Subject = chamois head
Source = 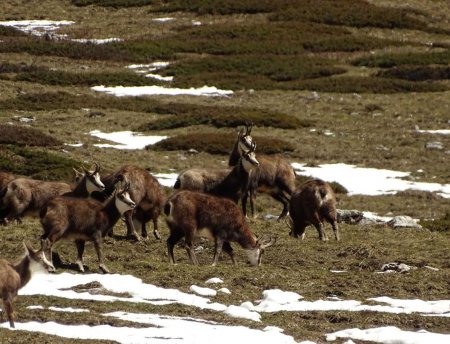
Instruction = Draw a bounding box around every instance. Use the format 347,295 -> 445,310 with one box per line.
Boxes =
246,236 -> 276,266
74,162 -> 105,194
114,181 -> 136,215
238,122 -> 254,153
241,142 -> 259,171
24,241 -> 55,273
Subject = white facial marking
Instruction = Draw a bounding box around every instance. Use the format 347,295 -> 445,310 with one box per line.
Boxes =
115,192 -> 135,215
246,248 -> 261,266
86,175 -> 104,194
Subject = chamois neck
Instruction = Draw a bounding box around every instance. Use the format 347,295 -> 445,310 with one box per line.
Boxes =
236,221 -> 258,249
71,176 -> 88,197
228,139 -> 240,167
13,255 -> 32,288
212,163 -> 248,201
99,197 -> 122,235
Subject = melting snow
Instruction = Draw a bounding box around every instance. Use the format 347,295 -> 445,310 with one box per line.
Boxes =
90,130 -> 167,150
326,326 -> 450,344
206,277 -> 224,284
151,172 -> 178,187
91,85 -> 233,97
417,129 -> 450,135
0,20 -> 73,36
190,285 -> 217,297
292,163 -> 450,198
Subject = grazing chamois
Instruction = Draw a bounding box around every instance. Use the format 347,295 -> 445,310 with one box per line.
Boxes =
165,190 -> 276,266
173,122 -> 254,191
95,165 -> 166,241
40,181 -> 136,273
0,242 -> 55,328
288,179 -> 340,241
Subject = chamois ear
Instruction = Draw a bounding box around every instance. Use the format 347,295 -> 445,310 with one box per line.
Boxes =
23,241 -> 35,256
91,162 -> 101,173
257,235 -> 276,249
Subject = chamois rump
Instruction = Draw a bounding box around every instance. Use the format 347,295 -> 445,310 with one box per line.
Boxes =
165,190 -> 275,266
94,164 -> 166,241
288,179 -> 340,241
40,181 -> 136,273
0,242 -> 55,328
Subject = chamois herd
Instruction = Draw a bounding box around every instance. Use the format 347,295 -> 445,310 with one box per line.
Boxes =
0,124 -> 340,328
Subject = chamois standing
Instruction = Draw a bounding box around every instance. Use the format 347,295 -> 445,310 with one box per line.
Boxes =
0,242 -> 55,328
165,190 -> 276,266
94,165 -> 166,241
229,125 -> 296,220
173,123 -> 254,192
40,182 -> 136,273
288,179 -> 340,241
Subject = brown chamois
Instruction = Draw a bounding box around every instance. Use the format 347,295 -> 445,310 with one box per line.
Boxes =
165,190 -> 275,266
0,172 -> 15,221
173,122 -> 254,192
229,124 -> 296,220
40,182 -> 136,273
0,242 -> 55,328
288,179 -> 340,241
94,165 -> 166,241
1,164 -> 105,225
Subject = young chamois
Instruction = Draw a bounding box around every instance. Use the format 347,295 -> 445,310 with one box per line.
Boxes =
288,179 -> 340,241
165,190 -> 275,266
173,123 -> 254,192
230,124 -> 296,220
94,165 -> 166,241
40,181 -> 136,273
0,242 -> 55,328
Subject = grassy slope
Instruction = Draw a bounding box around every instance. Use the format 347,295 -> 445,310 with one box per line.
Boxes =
0,0 -> 449,343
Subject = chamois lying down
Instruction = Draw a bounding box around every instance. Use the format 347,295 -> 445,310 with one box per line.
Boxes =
40,181 -> 136,273
0,242 -> 55,328
288,179 -> 340,241
165,190 -> 275,266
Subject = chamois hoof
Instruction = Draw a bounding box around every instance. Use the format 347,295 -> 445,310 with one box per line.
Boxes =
153,230 -> 161,241
99,265 -> 110,274
128,233 -> 141,242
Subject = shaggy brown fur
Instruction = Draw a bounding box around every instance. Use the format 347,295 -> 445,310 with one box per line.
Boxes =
0,243 -> 54,328
40,183 -> 135,273
289,179 -> 340,241
165,190 -> 274,266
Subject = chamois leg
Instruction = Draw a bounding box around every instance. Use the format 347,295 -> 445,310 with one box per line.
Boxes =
167,229 -> 183,264
124,210 -> 140,241
290,222 -> 306,240
152,208 -> 161,240
75,240 -> 86,272
241,192 -> 249,218
271,192 -> 289,220
93,233 -> 109,273
249,189 -> 257,218
222,241 -> 236,265
312,219 -> 328,241
212,238 -> 225,266
329,219 -> 340,241
3,295 -> 14,328
183,229 -> 199,265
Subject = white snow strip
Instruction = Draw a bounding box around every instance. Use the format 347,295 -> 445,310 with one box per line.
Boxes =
127,62 -> 170,70
90,130 -> 167,150
218,288 -> 231,295
91,85 -> 233,97
144,73 -> 174,81
48,306 -> 89,313
205,277 -> 224,284
326,326 -> 450,344
0,20 -> 73,36
151,172 -> 178,188
72,38 -> 123,44
152,17 -> 175,22
19,273 -> 227,312
417,129 -> 450,135
224,305 -> 261,322
190,285 -> 217,297
292,163 -> 450,198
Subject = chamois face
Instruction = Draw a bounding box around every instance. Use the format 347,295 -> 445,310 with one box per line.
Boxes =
246,247 -> 263,266
26,243 -> 55,273
241,149 -> 259,172
115,188 -> 136,215
85,170 -> 105,194
238,133 -> 253,154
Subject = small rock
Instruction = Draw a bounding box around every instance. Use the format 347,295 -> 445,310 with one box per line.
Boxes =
381,262 -> 416,273
426,141 -> 443,150
187,148 -> 199,154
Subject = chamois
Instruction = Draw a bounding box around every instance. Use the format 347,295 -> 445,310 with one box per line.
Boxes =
40,182 -> 136,273
231,124 -> 296,220
0,242 -> 55,328
174,122 -> 254,192
165,190 -> 275,266
288,179 -> 340,241
94,165 -> 166,241
0,172 -> 15,221
1,164 -> 105,224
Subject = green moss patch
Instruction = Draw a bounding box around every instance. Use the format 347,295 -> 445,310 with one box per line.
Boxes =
420,213 -> 450,232
376,66 -> 450,81
148,133 -> 295,155
353,50 -> 450,68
